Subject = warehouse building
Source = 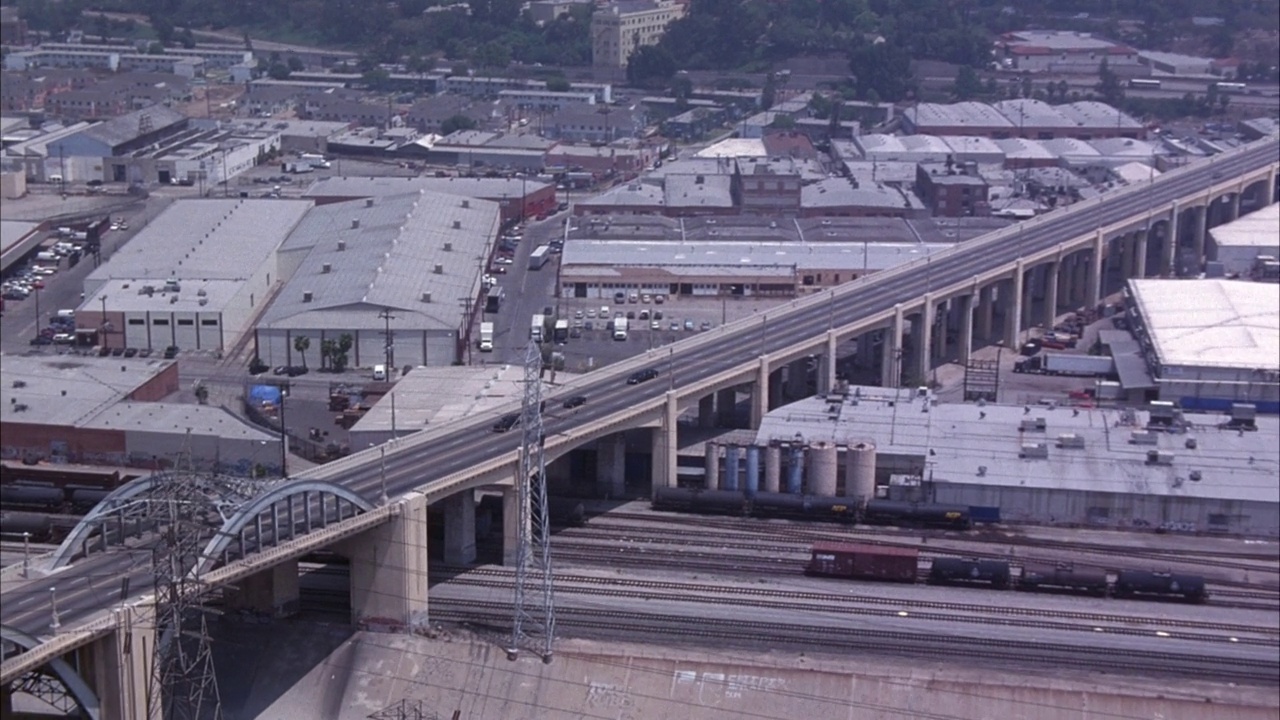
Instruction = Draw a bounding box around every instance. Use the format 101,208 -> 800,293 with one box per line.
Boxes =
1207,203 -> 1280,276
1124,278 -> 1279,413
349,364 -> 528,447
995,31 -> 1140,74
305,174 -> 556,225
255,190 -> 501,369
79,199 -> 313,352
904,100 -> 1144,140
0,356 -> 279,475
755,386 -> 1278,537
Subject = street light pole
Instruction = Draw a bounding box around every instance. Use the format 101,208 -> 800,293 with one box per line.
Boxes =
379,445 -> 389,505
49,587 -> 60,630
22,531 -> 30,578
99,294 -> 108,348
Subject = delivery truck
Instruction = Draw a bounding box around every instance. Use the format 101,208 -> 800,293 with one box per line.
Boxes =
1014,353 -> 1114,377
479,322 -> 494,352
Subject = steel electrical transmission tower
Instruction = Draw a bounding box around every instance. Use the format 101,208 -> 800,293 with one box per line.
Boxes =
508,340 -> 556,663
147,465 -> 224,720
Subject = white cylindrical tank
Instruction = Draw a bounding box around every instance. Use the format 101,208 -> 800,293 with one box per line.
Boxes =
763,442 -> 782,493
844,442 -> 876,504
704,441 -> 720,490
806,441 -> 839,497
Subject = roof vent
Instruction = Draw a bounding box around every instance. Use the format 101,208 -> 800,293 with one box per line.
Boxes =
1129,430 -> 1158,445
1056,433 -> 1086,449
303,291 -> 313,303
1184,437 -> 1197,449
443,242 -> 453,252
421,291 -> 432,303
337,240 -> 346,251
351,218 -> 360,229
198,298 -> 208,306
169,295 -> 178,304
433,263 -> 444,274
461,199 -> 470,208
452,220 -> 462,229
322,263 -> 331,273
1019,417 -> 1047,432
365,198 -> 374,207
1189,470 -> 1202,482
1146,450 -> 1175,466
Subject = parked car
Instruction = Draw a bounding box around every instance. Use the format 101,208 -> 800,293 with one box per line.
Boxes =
684,320 -> 694,331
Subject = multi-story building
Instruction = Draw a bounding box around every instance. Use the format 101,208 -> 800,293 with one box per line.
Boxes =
995,31 -> 1140,74
591,0 -> 686,68
915,163 -> 990,218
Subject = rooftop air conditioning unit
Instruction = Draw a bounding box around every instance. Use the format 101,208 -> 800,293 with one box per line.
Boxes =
433,264 -> 444,274
1056,433 -> 1085,449
1019,442 -> 1049,459
365,198 -> 374,207
443,242 -> 453,251
1146,450 -> 1175,466
322,263 -> 331,273
351,218 -> 360,229
303,291 -> 313,303
421,291 -> 432,303
1129,430 -> 1158,445
461,199 -> 470,208
337,240 -> 346,251
452,220 -> 462,229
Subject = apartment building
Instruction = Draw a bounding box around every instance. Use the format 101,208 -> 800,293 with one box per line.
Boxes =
591,0 -> 686,68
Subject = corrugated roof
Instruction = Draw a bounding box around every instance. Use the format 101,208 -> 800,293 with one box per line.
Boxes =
1129,278 -> 1279,371
261,190 -> 499,331
81,105 -> 186,148
1209,202 -> 1280,248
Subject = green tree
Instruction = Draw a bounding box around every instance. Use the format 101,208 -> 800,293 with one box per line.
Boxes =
293,335 -> 311,368
953,65 -> 982,100
320,338 -> 336,370
178,28 -> 196,49
848,41 -> 914,102
94,13 -> 110,42
267,63 -> 292,80
332,334 -> 354,372
761,72 -> 778,111
546,76 -> 571,92
1096,58 -> 1124,106
626,45 -> 677,89
287,55 -> 305,72
769,114 -> 796,130
441,114 -> 478,135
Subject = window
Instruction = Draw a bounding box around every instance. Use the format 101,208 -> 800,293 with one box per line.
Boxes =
201,318 -> 219,326
153,318 -> 169,326
177,319 -> 194,326
128,318 -> 145,326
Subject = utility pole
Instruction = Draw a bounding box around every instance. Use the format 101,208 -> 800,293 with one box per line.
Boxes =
378,307 -> 396,373
509,340 -> 555,663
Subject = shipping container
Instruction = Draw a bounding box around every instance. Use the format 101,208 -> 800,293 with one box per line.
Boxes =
807,542 -> 919,583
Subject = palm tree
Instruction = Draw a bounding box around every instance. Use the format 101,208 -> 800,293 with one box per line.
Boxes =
293,335 -> 311,368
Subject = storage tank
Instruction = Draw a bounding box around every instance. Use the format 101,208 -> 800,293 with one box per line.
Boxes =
786,444 -> 805,494
743,445 -> 761,498
723,444 -> 741,491
763,442 -> 781,493
844,442 -> 876,504
704,442 -> 720,490
806,442 -> 838,496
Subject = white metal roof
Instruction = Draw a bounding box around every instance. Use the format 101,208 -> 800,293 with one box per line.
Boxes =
1129,278 -> 1280,371
0,356 -> 173,427
694,138 -> 767,158
1208,202 -> 1280,249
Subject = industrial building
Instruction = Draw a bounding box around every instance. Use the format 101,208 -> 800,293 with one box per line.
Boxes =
1207,203 -> 1280,276
254,190 -> 501,369
79,199 -> 314,352
994,31 -> 1140,74
902,100 -> 1144,140
305,174 -> 556,225
1124,278 -> 1279,413
591,0 -> 687,68
0,356 -> 280,475
749,386 -> 1277,537
348,364 -> 528,447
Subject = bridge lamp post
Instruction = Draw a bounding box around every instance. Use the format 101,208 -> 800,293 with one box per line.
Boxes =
22,531 -> 30,578
379,445 -> 389,506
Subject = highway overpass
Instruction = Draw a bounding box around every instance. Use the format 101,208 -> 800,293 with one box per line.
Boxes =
3,135 -> 1278,719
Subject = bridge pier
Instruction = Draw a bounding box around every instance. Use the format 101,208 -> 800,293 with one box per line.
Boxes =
697,394 -> 715,428
343,493 -> 429,632
595,435 -> 626,499
1086,232 -> 1104,308
1190,204 -> 1207,274
955,293 -> 973,364
880,305 -> 903,387
1162,204 -> 1179,276
935,299 -> 950,362
1005,261 -> 1024,349
1043,258 -> 1061,329
975,285 -> 993,342
651,390 -> 679,495
820,330 -> 837,394
716,388 -> 736,427
442,491 -> 476,565
915,294 -> 934,386
225,560 -> 300,617
502,485 -> 522,566
86,606 -> 153,720
1134,228 -> 1148,279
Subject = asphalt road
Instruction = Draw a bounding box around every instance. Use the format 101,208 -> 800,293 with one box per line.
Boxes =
3,137 -> 1277,646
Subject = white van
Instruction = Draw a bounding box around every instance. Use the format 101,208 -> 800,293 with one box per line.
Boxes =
372,364 -> 387,381
36,251 -> 59,262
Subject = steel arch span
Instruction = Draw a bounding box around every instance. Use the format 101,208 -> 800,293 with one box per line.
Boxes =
191,480 -> 374,578
0,625 -> 101,720
48,472 -> 278,571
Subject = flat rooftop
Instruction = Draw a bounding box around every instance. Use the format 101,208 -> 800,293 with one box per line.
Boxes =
1209,203 -> 1280,248
561,239 -> 948,273
82,402 -> 277,441
305,175 -> 554,201
0,356 -> 173,427
350,364 -> 528,439
695,138 -> 767,158
1128,278 -> 1279,372
1,219 -> 40,255
85,199 -> 311,286
755,387 -> 1279,504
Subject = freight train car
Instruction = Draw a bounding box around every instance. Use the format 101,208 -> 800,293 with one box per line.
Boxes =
928,557 -> 1012,589
0,511 -> 82,543
1017,562 -> 1109,596
806,542 -> 919,583
1114,570 -> 1207,603
750,492 -> 856,521
863,500 -> 972,530
650,487 -> 749,516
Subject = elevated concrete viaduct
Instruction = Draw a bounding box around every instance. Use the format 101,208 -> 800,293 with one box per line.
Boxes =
2,137 -> 1277,718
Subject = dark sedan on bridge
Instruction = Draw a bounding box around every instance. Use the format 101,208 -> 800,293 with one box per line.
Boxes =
627,368 -> 660,385
562,395 -> 588,409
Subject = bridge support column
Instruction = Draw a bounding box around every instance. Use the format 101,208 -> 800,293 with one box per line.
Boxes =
652,390 -> 679,494
1005,261 -> 1024,348
915,294 -> 933,386
716,388 -> 737,427
1161,204 -> 1179,276
1190,205 -> 1207,273
347,493 -> 429,632
502,485 -> 522,566
225,560 -> 300,617
768,368 -> 784,410
976,285 -> 993,341
1134,228 -> 1148,279
596,435 -> 626,498
936,299 -> 950,362
1043,259 -> 1060,330
956,293 -> 973,364
442,491 -> 476,565
819,330 -> 838,394
1088,232 -> 1104,308
880,305 -> 903,387
88,605 -> 154,720
751,355 -> 770,428
786,358 -> 809,401
1228,189 -> 1241,222
1268,167 -> 1278,204
698,394 -> 715,428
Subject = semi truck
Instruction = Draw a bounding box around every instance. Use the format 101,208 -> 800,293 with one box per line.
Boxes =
531,314 -> 545,342
282,161 -> 313,174
1014,353 -> 1114,377
300,153 -> 331,169
529,246 -> 551,270
479,322 -> 494,352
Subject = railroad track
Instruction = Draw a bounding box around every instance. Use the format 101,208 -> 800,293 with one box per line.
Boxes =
424,600 -> 1280,686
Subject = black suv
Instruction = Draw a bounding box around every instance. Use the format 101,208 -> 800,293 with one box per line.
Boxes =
492,413 -> 521,433
562,395 -> 587,409
626,368 -> 660,385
